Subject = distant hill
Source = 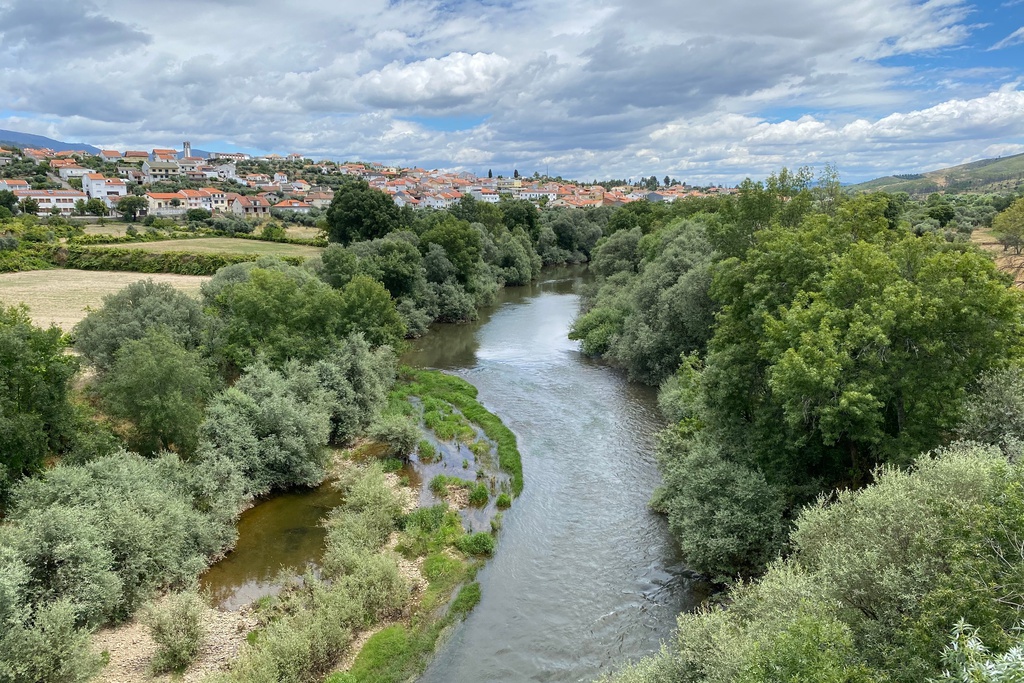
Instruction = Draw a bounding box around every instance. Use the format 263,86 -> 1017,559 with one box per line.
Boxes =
848,152 -> 1024,196
0,129 -> 100,155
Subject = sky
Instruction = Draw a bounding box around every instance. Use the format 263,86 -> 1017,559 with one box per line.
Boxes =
1,0 -> 1023,184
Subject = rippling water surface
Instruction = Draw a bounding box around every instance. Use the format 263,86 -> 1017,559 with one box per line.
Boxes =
408,267 -> 700,683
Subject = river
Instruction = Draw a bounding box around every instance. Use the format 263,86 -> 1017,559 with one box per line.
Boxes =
198,266 -> 700,680
407,266 -> 700,683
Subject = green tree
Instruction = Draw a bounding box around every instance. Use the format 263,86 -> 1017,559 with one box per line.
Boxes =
73,199 -> 87,216
0,306 -> 78,499
993,197 -> 1024,254
0,189 -> 16,213
337,275 -> 406,348
74,279 -> 208,371
17,197 -> 39,216
420,217 -> 482,284
115,195 -> 147,221
207,265 -> 348,368
84,198 -> 108,217
499,198 -> 539,238
350,233 -> 426,300
325,178 -> 400,245
99,329 -> 217,456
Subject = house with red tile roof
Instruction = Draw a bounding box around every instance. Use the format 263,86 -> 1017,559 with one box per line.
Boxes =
146,192 -> 187,216
82,173 -> 127,207
0,179 -> 30,191
231,194 -> 271,219
273,199 -> 311,214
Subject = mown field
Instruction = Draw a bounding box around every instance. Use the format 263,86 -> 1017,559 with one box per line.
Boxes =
83,224 -> 132,237
89,237 -> 324,258
0,269 -> 210,330
83,225 -> 323,239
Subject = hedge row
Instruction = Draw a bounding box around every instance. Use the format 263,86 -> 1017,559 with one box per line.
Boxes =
67,232 -> 206,246
0,249 -> 53,273
230,233 -> 327,247
43,246 -> 306,276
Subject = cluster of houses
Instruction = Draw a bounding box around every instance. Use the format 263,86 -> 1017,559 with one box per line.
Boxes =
0,142 -> 737,219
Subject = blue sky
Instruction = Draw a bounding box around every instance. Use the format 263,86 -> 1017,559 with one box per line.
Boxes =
0,0 -> 1022,184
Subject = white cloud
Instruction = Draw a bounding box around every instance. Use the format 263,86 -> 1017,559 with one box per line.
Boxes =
355,52 -> 513,109
991,26 -> 1024,50
0,0 -> 1019,182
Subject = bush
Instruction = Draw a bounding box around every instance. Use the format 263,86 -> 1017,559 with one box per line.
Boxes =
141,591 -> 206,674
0,598 -> 104,683
73,279 -> 208,371
199,361 -> 331,496
468,483 -> 489,507
455,532 -> 495,557
417,439 -> 437,463
368,413 -> 419,458
7,451 -> 241,625
495,493 -> 512,509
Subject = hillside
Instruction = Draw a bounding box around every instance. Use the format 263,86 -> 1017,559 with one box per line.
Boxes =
848,151 -> 1024,196
0,128 -> 101,155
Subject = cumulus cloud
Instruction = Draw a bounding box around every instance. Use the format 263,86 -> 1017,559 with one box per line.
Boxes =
355,52 -> 513,109
0,0 -> 1020,182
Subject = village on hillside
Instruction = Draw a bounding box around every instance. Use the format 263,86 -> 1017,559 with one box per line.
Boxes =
0,142 -> 736,218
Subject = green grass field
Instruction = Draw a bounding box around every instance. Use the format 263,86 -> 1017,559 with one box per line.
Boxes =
0,270 -> 210,330
89,237 -> 323,258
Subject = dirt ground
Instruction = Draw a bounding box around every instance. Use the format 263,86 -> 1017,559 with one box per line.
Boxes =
0,269 -> 210,330
972,227 -> 1024,287
92,599 -> 258,683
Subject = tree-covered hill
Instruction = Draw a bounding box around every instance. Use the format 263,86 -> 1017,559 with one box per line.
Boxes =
849,151 -> 1024,196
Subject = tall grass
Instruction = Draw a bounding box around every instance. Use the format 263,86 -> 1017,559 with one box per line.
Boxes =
392,367 -> 523,496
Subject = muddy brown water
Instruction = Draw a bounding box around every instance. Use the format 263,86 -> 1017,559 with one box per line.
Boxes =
199,481 -> 345,611
198,265 -> 701,680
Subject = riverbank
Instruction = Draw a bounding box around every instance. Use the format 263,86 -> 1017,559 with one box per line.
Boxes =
89,367 -> 523,682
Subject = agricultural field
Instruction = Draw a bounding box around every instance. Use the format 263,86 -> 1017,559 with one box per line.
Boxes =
83,224 -> 132,237
90,237 -> 324,258
285,225 -> 323,240
0,269 -> 210,330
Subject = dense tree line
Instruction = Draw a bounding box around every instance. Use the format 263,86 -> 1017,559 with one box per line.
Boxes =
0,259 -> 398,681
316,178 -> 619,332
576,175 -> 1024,682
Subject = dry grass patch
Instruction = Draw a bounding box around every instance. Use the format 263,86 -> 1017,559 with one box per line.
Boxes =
285,225 -> 323,240
0,269 -> 210,330
972,227 -> 1024,287
91,237 -> 323,258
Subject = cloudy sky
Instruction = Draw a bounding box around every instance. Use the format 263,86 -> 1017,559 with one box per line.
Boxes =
1,0 -> 1023,183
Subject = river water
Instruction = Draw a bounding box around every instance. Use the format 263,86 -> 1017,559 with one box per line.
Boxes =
408,267 -> 700,683
198,266 -> 699,680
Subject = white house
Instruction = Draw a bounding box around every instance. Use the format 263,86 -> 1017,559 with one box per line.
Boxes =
58,166 -> 95,181
146,192 -> 187,216
142,160 -> 181,184
273,199 -> 311,214
13,189 -> 87,216
82,173 -> 127,207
